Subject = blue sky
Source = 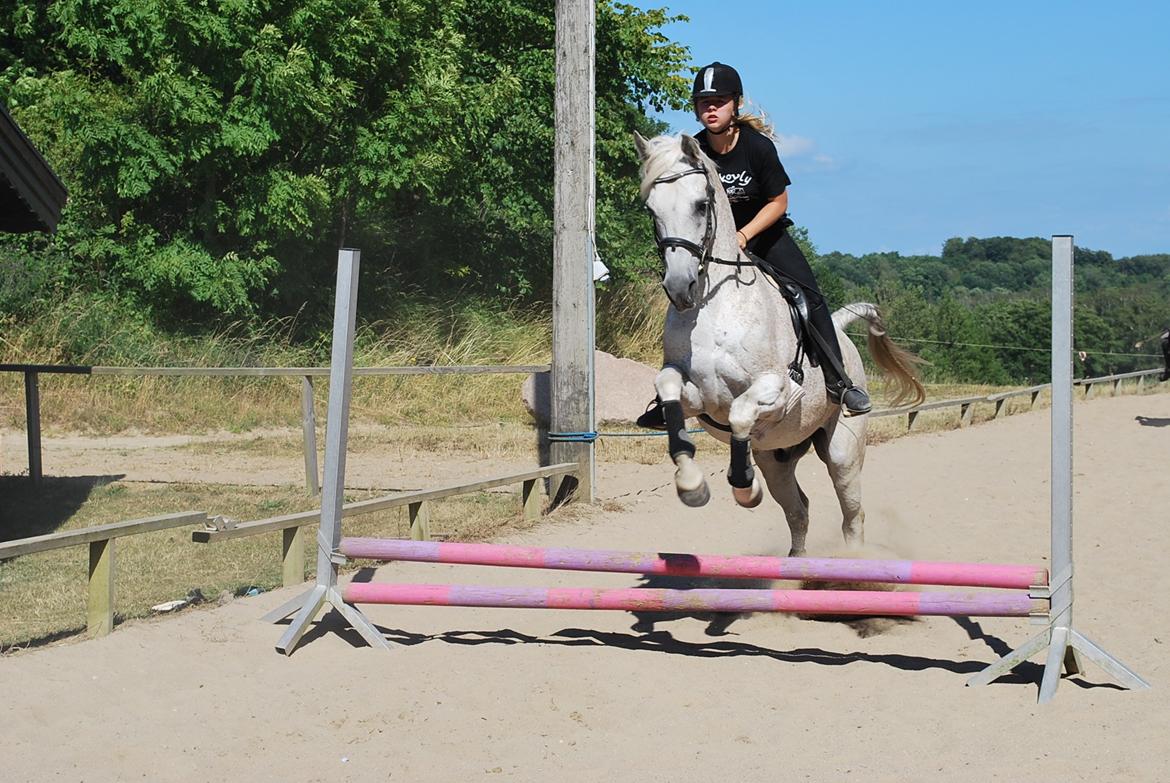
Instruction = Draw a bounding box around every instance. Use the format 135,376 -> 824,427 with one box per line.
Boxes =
631,1 -> 1170,258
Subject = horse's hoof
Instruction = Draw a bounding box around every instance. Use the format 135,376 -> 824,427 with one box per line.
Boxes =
733,479 -> 763,508
678,480 -> 710,507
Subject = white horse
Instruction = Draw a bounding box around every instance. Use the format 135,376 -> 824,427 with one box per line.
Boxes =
635,132 -> 925,556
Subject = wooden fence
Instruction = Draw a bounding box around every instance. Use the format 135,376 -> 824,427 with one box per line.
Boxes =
192,463 -> 578,587
0,511 -> 207,637
1,363 -> 548,486
869,368 -> 1164,431
2,363 -> 1164,483
0,463 -> 579,639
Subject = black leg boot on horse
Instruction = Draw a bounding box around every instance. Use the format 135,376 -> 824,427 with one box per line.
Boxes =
805,295 -> 872,416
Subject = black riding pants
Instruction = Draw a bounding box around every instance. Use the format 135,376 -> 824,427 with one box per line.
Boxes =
750,230 -> 850,387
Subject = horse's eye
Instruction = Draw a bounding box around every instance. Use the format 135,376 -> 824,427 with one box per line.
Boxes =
693,201 -> 707,216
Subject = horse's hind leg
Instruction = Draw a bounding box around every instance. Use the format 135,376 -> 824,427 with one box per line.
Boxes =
755,442 -> 813,556
654,366 -> 709,507
813,419 -> 867,548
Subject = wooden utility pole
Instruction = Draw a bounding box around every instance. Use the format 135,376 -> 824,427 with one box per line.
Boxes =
550,0 -> 597,502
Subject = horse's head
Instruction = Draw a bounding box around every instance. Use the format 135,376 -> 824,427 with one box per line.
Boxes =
634,132 -> 727,312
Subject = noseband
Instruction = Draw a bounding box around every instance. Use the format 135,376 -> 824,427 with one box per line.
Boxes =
650,167 -> 752,273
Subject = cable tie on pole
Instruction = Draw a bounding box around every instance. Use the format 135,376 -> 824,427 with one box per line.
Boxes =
547,431 -> 599,443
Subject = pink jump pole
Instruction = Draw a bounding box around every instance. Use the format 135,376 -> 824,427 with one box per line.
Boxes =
343,582 -> 1045,618
339,538 -> 1048,590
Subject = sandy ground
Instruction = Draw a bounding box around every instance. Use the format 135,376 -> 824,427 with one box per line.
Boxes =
3,392 -> 1170,782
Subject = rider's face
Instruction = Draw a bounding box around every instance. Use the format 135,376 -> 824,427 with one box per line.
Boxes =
695,94 -> 736,133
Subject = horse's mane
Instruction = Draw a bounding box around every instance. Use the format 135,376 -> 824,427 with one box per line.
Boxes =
638,134 -> 716,200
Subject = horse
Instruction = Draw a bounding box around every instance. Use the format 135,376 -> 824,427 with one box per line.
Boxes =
634,131 -> 925,556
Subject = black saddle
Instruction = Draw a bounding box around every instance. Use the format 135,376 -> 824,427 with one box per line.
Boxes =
743,250 -> 821,384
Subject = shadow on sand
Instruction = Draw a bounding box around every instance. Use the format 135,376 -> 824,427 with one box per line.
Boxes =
272,582 -> 1122,695
0,474 -> 125,542
1135,415 -> 1170,428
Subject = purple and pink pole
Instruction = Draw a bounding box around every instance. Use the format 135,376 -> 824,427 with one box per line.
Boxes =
339,538 -> 1047,590
342,582 -> 1045,617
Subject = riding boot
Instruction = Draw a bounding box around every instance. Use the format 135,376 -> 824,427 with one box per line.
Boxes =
636,396 -> 668,430
807,297 -> 872,416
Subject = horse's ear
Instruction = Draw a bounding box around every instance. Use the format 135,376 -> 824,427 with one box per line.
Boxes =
680,134 -> 703,163
633,131 -> 652,161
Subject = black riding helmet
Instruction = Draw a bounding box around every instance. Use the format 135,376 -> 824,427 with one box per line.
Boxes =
692,61 -> 743,99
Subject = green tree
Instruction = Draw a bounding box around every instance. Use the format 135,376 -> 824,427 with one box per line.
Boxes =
1,0 -> 690,319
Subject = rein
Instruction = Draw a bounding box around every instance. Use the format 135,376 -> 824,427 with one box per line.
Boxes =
650,167 -> 754,275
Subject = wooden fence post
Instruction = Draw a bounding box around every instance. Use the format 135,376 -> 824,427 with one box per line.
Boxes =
24,370 -> 42,484
409,501 -> 431,541
959,402 -> 974,427
522,478 -> 542,521
550,0 -> 597,504
87,538 -> 115,636
282,527 -> 305,587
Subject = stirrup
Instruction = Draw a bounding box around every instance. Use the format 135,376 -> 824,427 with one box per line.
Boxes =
635,397 -> 667,430
827,383 -> 872,417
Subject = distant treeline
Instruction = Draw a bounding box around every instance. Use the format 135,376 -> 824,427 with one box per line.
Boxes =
812,236 -> 1170,383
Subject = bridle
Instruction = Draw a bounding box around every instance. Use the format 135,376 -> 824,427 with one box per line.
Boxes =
649,166 -> 754,275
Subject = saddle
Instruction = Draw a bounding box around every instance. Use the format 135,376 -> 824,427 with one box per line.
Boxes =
743,250 -> 831,386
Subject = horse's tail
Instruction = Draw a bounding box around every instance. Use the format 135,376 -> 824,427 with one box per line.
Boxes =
833,303 -> 927,408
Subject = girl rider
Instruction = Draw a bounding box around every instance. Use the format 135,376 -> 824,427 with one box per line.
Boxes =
640,61 -> 871,425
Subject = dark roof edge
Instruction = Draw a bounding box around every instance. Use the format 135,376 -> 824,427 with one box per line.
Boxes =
0,101 -> 68,233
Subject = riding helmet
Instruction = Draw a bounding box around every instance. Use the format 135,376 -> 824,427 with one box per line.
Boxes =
692,62 -> 743,99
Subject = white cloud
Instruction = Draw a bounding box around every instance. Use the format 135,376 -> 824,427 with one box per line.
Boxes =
775,134 -> 815,157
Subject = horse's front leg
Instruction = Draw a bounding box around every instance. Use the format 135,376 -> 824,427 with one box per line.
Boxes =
727,372 -> 790,508
654,366 -> 709,507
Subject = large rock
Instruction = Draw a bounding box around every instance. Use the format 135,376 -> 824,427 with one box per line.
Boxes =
522,350 -> 659,426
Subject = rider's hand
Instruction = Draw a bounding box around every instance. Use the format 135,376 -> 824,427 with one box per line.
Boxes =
736,230 -> 748,250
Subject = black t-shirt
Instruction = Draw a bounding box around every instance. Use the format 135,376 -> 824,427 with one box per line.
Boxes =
697,125 -> 793,254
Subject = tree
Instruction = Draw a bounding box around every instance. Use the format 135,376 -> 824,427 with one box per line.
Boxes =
1,0 -> 690,319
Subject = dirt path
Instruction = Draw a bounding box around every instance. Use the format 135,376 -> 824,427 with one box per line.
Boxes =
3,392 -> 1169,781
0,424 -> 542,491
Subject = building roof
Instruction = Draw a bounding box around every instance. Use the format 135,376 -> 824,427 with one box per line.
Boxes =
0,102 -> 68,233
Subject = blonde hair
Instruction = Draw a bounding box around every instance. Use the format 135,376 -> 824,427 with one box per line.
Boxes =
734,96 -> 774,137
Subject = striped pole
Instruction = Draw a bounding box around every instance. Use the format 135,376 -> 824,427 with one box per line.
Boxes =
343,583 -> 1044,618
339,538 -> 1047,590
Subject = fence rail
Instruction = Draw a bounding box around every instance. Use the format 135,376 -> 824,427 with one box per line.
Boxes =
191,463 -> 579,587
0,511 -> 208,637
870,368 -> 1164,430
1,462 -> 579,641
3,363 -> 1164,483
2,363 -> 548,485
